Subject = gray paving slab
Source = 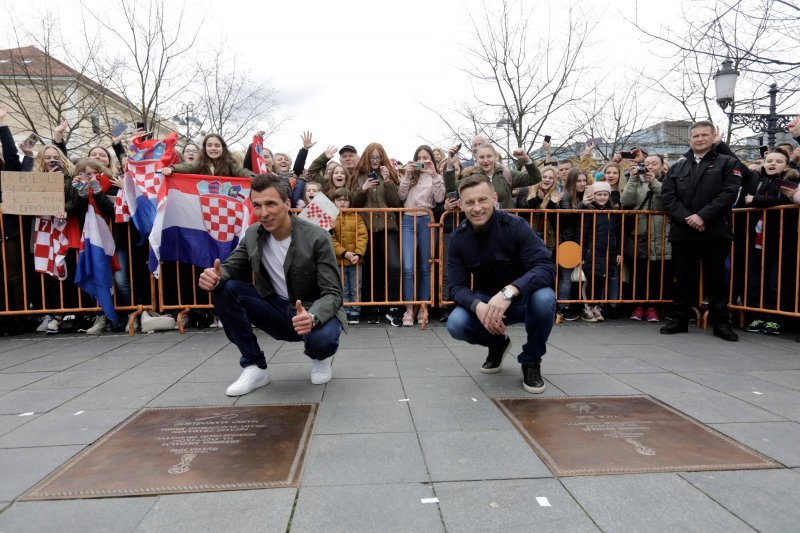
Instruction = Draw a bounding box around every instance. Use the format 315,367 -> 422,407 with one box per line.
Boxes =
556,342 -> 684,358
0,413 -> 39,437
5,354 -> 94,373
320,377 -> 405,404
0,408 -> 133,448
332,347 -> 397,361
544,373 -> 641,395
0,338 -> 43,354
434,479 -> 598,533
726,389 -> 800,422
331,360 -> 400,378
0,497 -> 157,533
710,421 -> 800,467
747,370 -> 800,390
233,379 -> 324,404
176,360 -> 235,383
397,359 -> 469,377
58,382 -> 170,411
314,400 -> 414,434
0,387 -> 91,415
68,354 -> 152,370
134,489 -> 295,533
0,372 -> 55,391
674,370 -> 797,394
147,381 -> 237,407
402,376 -> 485,402
584,357 -> 667,374
0,445 -> 83,501
408,399 -> 514,432
419,430 -> 551,481
291,483 -> 443,533
681,469 -> 800,533
109,341 -> 181,356
22,368 -> 125,389
337,334 -> 392,349
393,346 -> 457,360
561,473 -> 753,532
101,365 -> 191,386
300,432 -> 429,486
390,335 -> 446,348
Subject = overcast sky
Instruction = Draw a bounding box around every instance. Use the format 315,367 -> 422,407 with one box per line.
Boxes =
12,0 -> 780,159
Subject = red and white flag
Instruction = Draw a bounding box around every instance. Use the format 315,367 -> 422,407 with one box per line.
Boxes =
33,216 -> 69,280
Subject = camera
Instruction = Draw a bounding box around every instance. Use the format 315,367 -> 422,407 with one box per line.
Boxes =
636,163 -> 647,176
415,162 -> 425,170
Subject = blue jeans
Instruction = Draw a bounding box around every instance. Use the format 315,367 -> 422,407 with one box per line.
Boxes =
113,248 -> 131,308
402,214 -> 432,301
342,264 -> 362,316
446,287 -> 557,364
213,280 -> 342,369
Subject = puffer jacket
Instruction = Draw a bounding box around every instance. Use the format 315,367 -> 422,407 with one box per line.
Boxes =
445,161 -> 541,209
620,172 -> 672,260
332,211 -> 369,264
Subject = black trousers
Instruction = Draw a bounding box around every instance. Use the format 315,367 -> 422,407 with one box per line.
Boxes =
669,240 -> 730,326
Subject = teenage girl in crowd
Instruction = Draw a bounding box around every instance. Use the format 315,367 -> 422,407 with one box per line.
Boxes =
351,142 -> 403,326
399,145 -> 445,326
516,166 -> 560,256
557,167 -> 590,321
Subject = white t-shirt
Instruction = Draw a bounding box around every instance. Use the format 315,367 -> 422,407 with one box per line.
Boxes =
261,234 -> 291,299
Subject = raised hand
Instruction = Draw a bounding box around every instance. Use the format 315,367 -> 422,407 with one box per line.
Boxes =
53,119 -> 69,142
512,148 -> 530,163
301,131 -> 316,150
325,145 -> 338,159
788,114 -> 800,138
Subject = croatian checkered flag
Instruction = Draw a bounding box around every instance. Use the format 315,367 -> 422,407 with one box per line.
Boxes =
32,216 -> 69,280
297,193 -> 339,231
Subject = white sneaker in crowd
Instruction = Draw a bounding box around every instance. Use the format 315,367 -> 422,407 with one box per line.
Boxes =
46,316 -> 61,332
310,358 -> 333,385
226,366 -> 270,396
37,315 -> 52,332
85,315 -> 107,335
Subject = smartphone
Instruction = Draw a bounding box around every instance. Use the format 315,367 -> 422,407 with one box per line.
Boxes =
620,151 -> 636,159
543,135 -> 551,143
368,171 -> 380,181
22,132 -> 39,148
759,146 -> 769,157
446,191 -> 458,201
135,122 -> 145,130
588,137 -> 603,146
585,184 -> 594,196
48,160 -> 62,171
774,179 -> 798,190
144,132 -> 154,141
450,143 -> 462,156
111,122 -> 128,137
415,162 -> 425,170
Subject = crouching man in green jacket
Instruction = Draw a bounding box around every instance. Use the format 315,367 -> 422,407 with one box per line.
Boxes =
199,174 -> 346,396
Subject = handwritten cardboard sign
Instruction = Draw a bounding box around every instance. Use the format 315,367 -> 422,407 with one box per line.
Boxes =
0,172 -> 65,216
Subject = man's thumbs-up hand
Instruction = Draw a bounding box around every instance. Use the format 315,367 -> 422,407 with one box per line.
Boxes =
292,299 -> 313,336
199,258 -> 223,291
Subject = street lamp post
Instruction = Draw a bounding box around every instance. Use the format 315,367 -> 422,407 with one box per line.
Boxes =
496,116 -> 512,165
713,59 -> 794,148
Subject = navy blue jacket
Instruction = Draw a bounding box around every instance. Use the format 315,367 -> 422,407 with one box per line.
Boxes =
447,209 -> 555,311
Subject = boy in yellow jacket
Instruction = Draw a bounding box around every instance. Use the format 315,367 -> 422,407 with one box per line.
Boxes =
332,188 -> 369,324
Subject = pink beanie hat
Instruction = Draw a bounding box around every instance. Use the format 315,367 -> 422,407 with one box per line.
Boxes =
593,181 -> 612,194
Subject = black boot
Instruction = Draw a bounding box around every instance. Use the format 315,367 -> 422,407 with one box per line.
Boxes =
522,361 -> 546,394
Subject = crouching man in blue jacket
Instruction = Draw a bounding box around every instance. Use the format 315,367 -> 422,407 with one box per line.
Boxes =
446,175 -> 557,393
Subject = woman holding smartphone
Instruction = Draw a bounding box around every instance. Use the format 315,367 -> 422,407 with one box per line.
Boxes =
351,142 -> 403,325
398,145 -> 445,326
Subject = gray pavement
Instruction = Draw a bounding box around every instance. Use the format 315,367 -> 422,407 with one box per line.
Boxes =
0,319 -> 798,532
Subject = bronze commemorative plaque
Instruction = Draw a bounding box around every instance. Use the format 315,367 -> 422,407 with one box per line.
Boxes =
22,404 -> 316,500
495,396 -> 779,477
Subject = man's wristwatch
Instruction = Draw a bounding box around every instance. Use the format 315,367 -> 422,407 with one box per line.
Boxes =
308,313 -> 321,329
501,286 -> 515,301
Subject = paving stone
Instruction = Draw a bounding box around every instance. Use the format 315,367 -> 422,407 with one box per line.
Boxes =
709,421 -> 800,467
747,370 -> 800,391
419,430 -> 551,481
69,354 -> 152,370
291,484 -> 443,533
393,346 -> 456,360
397,359 -> 469,378
331,360 -> 400,378
0,413 -> 39,437
726,389 -> 800,422
0,372 -> 55,391
0,445 -> 83,500
681,469 -> 800,533
177,361 -> 236,382
584,357 -> 666,374
673,371 -> 796,394
332,347 -> 396,361
58,382 -> 170,411
0,338 -> 44,355
314,400 -> 414,434
0,497 -> 156,533
147,382 -> 237,407
0,409 -> 134,448
544,374 -> 641,396
233,379 -> 324,404
434,479 -> 598,533
390,335 -> 445,348
301,433 -> 428,486
134,489 -> 294,533
321,378 -> 405,404
408,399 -> 513,432
0,387 -> 91,415
562,473 -> 752,532
110,341 -> 180,355
22,368 -> 125,389
402,377 -> 485,402
6,354 -> 95,373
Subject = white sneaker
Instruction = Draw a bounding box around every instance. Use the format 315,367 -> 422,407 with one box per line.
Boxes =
47,316 -> 61,332
225,366 -> 270,396
86,315 -> 107,335
310,358 -> 333,385
37,315 -> 52,332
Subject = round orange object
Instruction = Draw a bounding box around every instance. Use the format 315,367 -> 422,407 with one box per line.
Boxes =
556,241 -> 582,269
